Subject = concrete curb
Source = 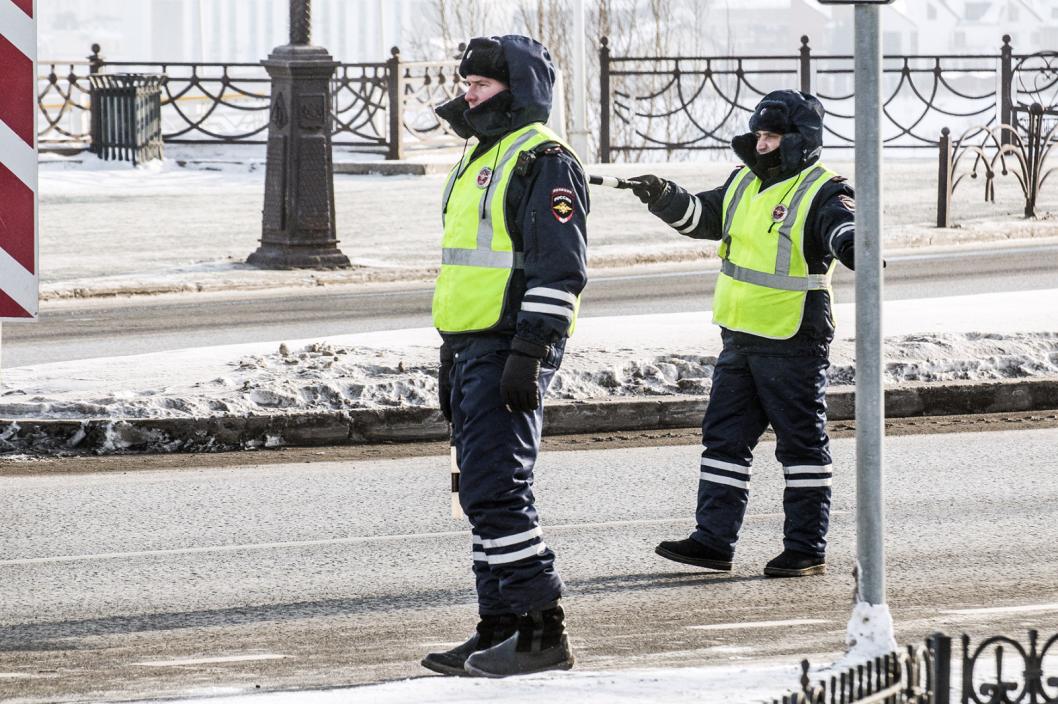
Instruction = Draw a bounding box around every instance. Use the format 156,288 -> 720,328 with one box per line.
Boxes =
2,378 -> 1056,456
333,161 -> 450,176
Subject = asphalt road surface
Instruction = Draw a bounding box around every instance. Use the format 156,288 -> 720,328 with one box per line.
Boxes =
2,424 -> 1056,703
4,241 -> 1057,366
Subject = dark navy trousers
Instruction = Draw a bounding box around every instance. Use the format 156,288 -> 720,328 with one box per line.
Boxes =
694,334 -> 833,559
447,335 -> 565,616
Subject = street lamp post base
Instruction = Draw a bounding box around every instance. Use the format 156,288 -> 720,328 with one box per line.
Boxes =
247,243 -> 351,270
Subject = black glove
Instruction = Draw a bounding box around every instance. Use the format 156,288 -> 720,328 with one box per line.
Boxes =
438,345 -> 454,422
628,174 -> 669,206
500,338 -> 548,412
836,243 -> 886,272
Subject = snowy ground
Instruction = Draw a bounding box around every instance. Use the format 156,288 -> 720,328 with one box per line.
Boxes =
36,146 -> 1058,299
132,659 -> 808,704
2,290 -> 1056,423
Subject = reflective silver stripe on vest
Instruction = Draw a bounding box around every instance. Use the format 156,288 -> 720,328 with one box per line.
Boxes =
442,248 -> 525,269
721,260 -> 830,291
440,156 -> 468,227
775,166 -> 827,276
476,128 -> 545,250
722,169 -> 756,243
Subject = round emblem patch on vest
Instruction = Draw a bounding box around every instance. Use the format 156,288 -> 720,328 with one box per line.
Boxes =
476,167 -> 493,188
772,204 -> 789,223
551,187 -> 575,223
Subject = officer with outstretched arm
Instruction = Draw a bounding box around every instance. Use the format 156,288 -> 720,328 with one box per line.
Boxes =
422,35 -> 588,677
627,90 -> 856,578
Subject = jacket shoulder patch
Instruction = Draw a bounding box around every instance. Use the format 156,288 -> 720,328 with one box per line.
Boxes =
551,187 -> 575,223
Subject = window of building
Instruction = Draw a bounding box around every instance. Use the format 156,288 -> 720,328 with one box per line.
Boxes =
928,5 -> 937,20
965,2 -> 989,21
1009,6 -> 1019,21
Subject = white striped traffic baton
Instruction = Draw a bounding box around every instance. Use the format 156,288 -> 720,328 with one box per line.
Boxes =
588,174 -> 636,190
0,0 -> 40,323
449,424 -> 464,520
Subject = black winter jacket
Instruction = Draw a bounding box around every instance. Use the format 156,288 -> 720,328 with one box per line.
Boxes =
435,35 -> 589,353
649,90 -> 855,347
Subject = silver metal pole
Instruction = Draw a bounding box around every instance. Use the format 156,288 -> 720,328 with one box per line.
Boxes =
569,0 -> 590,159
854,3 -> 886,606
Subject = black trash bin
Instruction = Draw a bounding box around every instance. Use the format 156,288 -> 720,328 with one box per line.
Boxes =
89,73 -> 165,165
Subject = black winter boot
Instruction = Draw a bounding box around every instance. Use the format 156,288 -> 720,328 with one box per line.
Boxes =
463,601 -> 574,677
763,549 -> 826,577
421,613 -> 519,676
655,537 -> 733,571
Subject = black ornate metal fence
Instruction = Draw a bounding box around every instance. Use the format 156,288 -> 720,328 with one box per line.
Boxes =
774,629 -> 1057,704
37,44 -> 464,159
936,51 -> 1057,225
600,35 -> 1052,163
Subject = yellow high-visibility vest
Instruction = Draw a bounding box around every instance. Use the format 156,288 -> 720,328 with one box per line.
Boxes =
713,164 -> 837,339
432,122 -> 580,334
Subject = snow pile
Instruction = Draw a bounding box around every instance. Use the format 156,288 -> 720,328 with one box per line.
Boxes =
837,602 -> 899,666
829,331 -> 1058,385
1,332 -> 1056,422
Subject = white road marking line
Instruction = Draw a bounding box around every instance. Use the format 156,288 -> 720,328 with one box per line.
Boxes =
0,672 -> 36,679
0,511 -> 847,567
687,619 -> 831,631
940,603 -> 1058,616
133,654 -> 288,667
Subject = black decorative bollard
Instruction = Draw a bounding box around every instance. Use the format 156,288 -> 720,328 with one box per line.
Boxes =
248,0 -> 351,270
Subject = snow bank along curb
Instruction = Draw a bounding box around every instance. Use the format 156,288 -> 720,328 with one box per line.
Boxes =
2,377 -> 1056,455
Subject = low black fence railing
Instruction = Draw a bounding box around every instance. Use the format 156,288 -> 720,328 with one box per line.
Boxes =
774,629 -> 1057,704
37,44 -> 464,159
936,52 -> 1058,226
600,35 -> 1054,162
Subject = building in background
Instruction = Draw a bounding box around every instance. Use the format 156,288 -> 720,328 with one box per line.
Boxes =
37,0 -> 1054,63
38,0 -> 410,63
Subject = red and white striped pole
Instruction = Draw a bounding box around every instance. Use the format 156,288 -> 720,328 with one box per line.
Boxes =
0,0 -> 39,377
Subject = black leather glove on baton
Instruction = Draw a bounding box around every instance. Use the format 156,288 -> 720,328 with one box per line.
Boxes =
438,345 -> 454,422
628,174 -> 669,206
500,338 -> 548,413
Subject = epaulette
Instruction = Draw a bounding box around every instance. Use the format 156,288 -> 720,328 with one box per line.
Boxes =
513,140 -> 568,177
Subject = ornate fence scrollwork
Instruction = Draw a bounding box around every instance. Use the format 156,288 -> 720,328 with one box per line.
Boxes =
774,629 -> 1057,704
332,61 -> 388,150
936,50 -> 1058,226
600,34 -> 1048,163
962,630 -> 1058,704
774,633 -> 949,704
391,52 -> 466,158
37,60 -> 94,145
38,44 -> 462,158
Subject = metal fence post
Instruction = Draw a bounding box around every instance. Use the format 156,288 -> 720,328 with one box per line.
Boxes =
88,43 -> 104,74
929,633 -> 952,704
937,127 -> 953,227
1000,35 -> 1013,146
88,43 -> 103,151
386,46 -> 404,161
1025,102 -> 1043,218
799,35 -> 812,94
599,36 -> 611,164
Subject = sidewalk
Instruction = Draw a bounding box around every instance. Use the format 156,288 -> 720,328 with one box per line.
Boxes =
36,148 -> 1058,300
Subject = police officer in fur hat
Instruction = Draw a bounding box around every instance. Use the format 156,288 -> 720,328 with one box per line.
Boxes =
627,90 -> 856,578
421,35 -> 588,677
